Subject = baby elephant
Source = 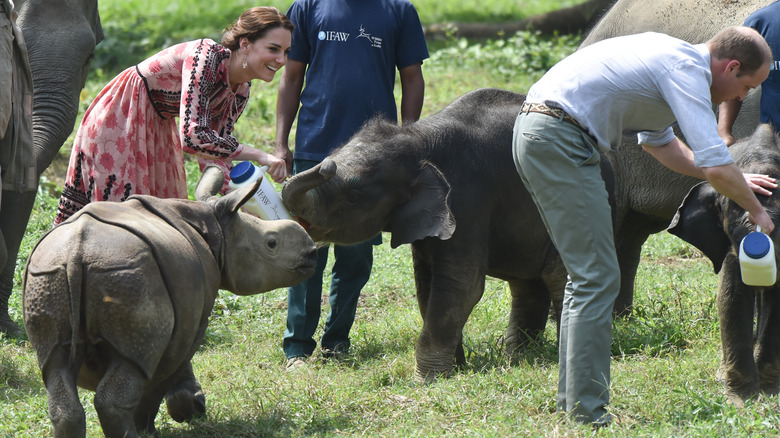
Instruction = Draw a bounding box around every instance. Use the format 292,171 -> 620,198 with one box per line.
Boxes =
669,124 -> 780,406
23,181 -> 317,438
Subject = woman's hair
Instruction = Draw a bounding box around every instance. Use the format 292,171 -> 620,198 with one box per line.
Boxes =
708,26 -> 773,76
221,6 -> 294,51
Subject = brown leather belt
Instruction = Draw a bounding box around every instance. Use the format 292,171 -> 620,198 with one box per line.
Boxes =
521,102 -> 585,131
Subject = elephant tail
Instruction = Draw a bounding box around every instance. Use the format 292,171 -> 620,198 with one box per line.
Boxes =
65,257 -> 83,364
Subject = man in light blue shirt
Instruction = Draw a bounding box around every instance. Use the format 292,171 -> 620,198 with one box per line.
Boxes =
513,26 -> 775,426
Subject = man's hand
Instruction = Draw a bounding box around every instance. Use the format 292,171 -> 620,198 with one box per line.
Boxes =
744,173 -> 777,196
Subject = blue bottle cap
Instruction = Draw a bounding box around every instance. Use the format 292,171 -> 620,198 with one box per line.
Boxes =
229,161 -> 255,184
743,232 -> 771,259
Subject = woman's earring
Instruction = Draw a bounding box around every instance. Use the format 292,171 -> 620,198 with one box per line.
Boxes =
242,53 -> 248,69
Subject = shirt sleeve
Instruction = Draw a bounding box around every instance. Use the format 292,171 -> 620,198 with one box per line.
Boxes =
286,1 -> 310,64
394,2 -> 429,69
178,40 -> 245,161
646,63 -> 733,167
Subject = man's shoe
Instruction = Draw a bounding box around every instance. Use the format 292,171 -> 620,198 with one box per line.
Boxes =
286,356 -> 307,371
321,347 -> 348,361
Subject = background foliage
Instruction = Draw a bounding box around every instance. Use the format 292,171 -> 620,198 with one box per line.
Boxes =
5,0 -> 780,437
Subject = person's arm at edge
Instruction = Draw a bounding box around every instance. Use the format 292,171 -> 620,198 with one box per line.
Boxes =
717,98 -> 742,146
399,62 -> 424,124
642,137 -> 775,232
275,59 -> 306,174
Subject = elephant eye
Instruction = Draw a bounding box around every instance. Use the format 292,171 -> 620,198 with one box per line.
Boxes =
347,189 -> 360,203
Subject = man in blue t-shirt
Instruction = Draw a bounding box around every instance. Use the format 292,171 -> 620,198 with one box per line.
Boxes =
275,0 -> 429,368
718,1 -> 780,145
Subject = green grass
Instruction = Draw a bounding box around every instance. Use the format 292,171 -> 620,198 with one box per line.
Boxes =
6,0 -> 780,436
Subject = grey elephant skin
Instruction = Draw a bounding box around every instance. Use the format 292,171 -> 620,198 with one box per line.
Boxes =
669,125 -> 780,406
577,0 -> 772,315
282,88 -> 568,382
23,181 -> 318,438
0,0 -> 103,335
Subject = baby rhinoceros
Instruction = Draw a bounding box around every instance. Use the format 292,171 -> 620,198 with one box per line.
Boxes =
22,181 -> 317,438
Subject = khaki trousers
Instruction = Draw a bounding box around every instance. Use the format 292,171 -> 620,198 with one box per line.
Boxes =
512,110 -> 618,425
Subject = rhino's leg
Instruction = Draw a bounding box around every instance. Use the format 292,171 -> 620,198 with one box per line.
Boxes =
164,361 -> 206,423
94,360 -> 147,438
43,346 -> 86,438
505,278 -> 551,353
134,386 -> 165,435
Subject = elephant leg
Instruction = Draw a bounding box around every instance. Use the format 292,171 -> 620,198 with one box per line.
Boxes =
505,278 -> 551,354
411,245 -> 432,319
612,221 -> 651,318
412,244 -> 467,368
755,291 -> 780,395
42,346 -> 86,438
94,360 -> 147,438
541,257 -> 568,340
165,361 -> 206,423
414,262 -> 485,383
718,260 -> 760,403
0,189 -> 36,336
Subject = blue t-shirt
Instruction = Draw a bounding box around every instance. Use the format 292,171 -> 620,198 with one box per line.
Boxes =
745,1 -> 780,130
286,0 -> 429,161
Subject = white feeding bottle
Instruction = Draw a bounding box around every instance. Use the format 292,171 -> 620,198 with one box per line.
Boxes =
228,161 -> 293,221
738,225 -> 777,287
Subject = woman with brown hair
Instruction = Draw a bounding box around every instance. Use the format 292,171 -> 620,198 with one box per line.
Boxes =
54,6 -> 293,225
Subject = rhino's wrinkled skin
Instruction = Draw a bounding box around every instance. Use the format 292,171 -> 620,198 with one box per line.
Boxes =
23,181 -> 317,438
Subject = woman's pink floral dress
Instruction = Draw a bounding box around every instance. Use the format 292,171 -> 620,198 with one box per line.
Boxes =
54,39 -> 249,225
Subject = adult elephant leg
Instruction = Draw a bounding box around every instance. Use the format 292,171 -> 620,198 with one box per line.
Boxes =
414,262 -> 484,383
612,220 -> 653,318
542,257 -> 568,339
505,277 -> 551,354
0,189 -> 36,335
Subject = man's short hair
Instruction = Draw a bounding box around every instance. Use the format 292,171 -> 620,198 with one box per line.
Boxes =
708,26 -> 773,76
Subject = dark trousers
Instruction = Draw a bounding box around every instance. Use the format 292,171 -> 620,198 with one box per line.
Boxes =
283,159 -> 376,358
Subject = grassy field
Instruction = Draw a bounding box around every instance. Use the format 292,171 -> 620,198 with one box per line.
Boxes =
5,0 -> 780,436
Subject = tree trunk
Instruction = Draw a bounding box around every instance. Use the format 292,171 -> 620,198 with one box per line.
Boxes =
424,0 -> 616,39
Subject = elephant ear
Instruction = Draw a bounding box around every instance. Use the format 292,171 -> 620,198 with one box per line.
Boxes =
387,161 -> 456,248
667,182 -> 730,273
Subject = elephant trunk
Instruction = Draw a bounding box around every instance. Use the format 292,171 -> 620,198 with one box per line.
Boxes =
30,92 -> 80,174
281,158 -> 337,216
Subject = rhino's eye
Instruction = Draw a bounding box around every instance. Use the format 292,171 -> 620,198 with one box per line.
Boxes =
267,238 -> 277,249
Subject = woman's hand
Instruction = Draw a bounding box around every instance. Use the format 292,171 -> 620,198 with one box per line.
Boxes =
744,173 -> 777,197
262,153 -> 288,183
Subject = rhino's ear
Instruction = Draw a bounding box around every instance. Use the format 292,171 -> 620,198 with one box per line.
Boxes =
215,179 -> 261,216
667,182 -> 730,273
388,161 -> 456,248
195,166 -> 226,202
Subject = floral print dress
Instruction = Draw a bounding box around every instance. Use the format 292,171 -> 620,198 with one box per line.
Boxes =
54,38 -> 249,225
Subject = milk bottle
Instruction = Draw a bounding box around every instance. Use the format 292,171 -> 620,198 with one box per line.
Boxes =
738,225 -> 777,287
228,161 -> 293,221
